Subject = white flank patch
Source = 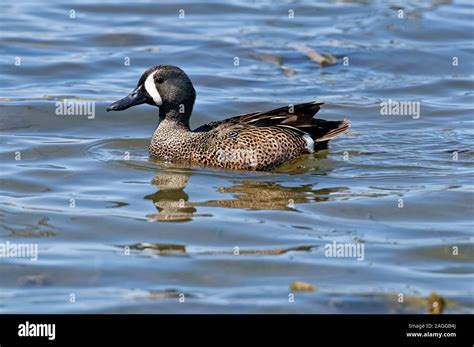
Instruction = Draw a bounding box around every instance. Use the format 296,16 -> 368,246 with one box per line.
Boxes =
303,133 -> 315,153
144,71 -> 163,106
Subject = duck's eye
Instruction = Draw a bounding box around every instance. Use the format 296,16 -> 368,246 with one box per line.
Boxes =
156,77 -> 164,84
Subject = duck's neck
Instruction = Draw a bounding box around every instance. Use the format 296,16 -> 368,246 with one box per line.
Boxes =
159,105 -> 192,130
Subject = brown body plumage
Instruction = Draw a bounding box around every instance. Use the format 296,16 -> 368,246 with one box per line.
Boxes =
149,101 -> 349,171
108,65 -> 350,171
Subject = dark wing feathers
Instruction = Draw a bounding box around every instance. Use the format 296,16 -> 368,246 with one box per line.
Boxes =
237,101 -> 323,126
194,101 -> 349,144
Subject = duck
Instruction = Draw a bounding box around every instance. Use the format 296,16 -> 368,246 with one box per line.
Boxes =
107,65 -> 350,171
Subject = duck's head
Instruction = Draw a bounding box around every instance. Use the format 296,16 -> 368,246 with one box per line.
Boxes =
107,65 -> 196,116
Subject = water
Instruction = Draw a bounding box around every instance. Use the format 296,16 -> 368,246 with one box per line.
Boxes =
0,0 -> 473,313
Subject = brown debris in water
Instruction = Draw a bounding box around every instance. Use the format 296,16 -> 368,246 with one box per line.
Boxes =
129,243 -> 186,254
428,292 -> 446,314
292,44 -> 337,66
204,245 -> 314,256
149,289 -> 180,299
290,281 -> 316,292
371,292 -> 450,313
252,53 -> 295,76
129,243 -> 313,257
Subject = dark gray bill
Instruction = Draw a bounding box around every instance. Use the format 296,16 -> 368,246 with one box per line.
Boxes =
107,86 -> 147,111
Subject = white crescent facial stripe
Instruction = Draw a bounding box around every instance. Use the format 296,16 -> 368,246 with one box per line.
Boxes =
144,71 -> 163,105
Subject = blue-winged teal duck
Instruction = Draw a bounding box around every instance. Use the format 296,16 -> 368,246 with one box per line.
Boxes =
107,65 -> 350,171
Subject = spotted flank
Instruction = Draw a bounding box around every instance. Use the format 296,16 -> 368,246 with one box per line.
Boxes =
107,65 -> 350,171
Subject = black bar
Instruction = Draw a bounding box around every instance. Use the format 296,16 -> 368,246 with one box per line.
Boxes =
0,314 -> 471,345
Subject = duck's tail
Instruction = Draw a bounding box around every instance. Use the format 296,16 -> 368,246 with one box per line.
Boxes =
313,118 -> 351,142
293,117 -> 350,151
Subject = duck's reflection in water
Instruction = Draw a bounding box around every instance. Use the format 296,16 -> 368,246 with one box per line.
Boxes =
202,181 -> 347,211
144,168 -> 348,222
144,172 -> 210,222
